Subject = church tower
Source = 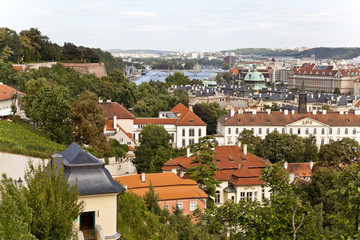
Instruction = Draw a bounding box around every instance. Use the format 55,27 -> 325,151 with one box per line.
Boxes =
298,81 -> 307,114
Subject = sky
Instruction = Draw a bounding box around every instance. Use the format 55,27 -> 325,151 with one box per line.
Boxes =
0,0 -> 359,52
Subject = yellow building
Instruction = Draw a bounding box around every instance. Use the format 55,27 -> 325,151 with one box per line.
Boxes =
52,143 -> 124,240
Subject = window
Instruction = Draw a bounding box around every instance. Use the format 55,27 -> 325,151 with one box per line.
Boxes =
345,128 -> 348,135
290,128 -> 293,134
190,201 -> 197,211
240,192 -> 245,200
236,128 -> 239,134
182,129 -> 185,137
246,192 -> 253,201
228,128 -> 231,134
259,128 -> 262,134
262,188 -> 265,201
266,128 -> 269,134
353,128 -> 357,135
313,128 -> 317,134
189,139 -> 195,145
321,128 -> 325,135
198,128 -> 201,136
298,128 -> 301,134
170,133 -> 174,143
182,139 -> 186,147
176,202 -> 183,210
231,196 -> 235,202
337,128 -> 340,135
189,129 -> 195,137
305,128 -> 309,134
215,191 -> 220,203
163,205 -> 169,210
254,191 -> 258,201
329,128 -> 332,135
282,128 -> 285,134
251,128 -> 254,133
321,139 -> 324,145
227,138 -> 231,144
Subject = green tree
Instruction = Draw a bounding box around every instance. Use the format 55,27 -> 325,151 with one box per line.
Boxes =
237,129 -> 262,153
22,79 -> 72,143
133,124 -> 172,173
173,89 -> 189,107
256,132 -> 306,163
144,181 -> 161,215
165,72 -> 190,86
24,161 -> 83,240
0,174 -> 36,240
318,138 -> 360,167
334,87 -> 341,95
264,102 -> 281,111
193,102 -> 226,135
186,136 -> 220,208
70,90 -> 110,153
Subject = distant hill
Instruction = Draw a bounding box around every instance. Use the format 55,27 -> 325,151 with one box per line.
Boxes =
108,49 -> 179,55
223,47 -> 360,60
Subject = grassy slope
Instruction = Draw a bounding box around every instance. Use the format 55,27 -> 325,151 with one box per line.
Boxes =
0,119 -> 65,158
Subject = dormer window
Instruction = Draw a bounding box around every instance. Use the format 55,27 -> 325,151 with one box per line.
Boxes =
310,71 -> 312,74
237,119 -> 241,122
265,118 -> 270,122
329,72 -> 332,76
250,119 -> 254,122
316,71 -> 319,75
304,71 -> 307,74
190,119 -> 194,123
322,72 -> 325,75
345,119 -> 350,122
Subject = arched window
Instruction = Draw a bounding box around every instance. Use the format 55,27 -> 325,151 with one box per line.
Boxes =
236,128 -> 239,134
228,128 -> 231,134
321,139 -> 324,145
290,128 -> 293,134
305,128 -> 309,134
282,128 -> 285,134
329,128 -> 332,135
337,128 -> 340,135
345,128 -> 348,134
321,128 -> 325,135
313,128 -> 317,134
215,190 -> 220,203
298,128 -> 301,134
266,128 -> 270,134
353,128 -> 357,135
259,128 -> 262,134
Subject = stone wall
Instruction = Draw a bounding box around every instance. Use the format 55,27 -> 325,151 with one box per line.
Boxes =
61,63 -> 107,78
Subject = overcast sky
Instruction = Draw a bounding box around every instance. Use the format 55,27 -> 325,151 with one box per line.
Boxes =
1,0 -> 359,51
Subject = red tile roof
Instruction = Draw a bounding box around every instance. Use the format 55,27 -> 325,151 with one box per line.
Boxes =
105,120 -> 136,144
0,84 -> 23,101
219,111 -> 360,127
162,145 -> 269,186
114,172 -> 207,201
98,102 -> 135,119
134,118 -> 179,125
286,162 -> 313,178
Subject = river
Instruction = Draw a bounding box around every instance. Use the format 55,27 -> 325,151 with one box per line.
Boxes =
132,68 -> 221,85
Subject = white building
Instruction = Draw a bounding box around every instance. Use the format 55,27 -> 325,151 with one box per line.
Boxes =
162,145 -> 272,205
0,83 -> 23,119
133,103 -> 207,148
217,109 -> 360,148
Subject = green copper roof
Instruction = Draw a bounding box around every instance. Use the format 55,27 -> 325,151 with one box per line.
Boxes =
244,64 -> 266,90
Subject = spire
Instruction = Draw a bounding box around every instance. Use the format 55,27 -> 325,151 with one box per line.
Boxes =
301,80 -> 306,93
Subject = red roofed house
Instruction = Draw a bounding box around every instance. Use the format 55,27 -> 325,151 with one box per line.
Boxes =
162,144 -> 271,206
284,161 -> 314,183
114,172 -> 207,214
0,83 -> 23,120
288,63 -> 360,93
133,103 -> 207,148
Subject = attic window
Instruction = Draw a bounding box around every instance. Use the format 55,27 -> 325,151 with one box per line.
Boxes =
329,72 -> 332,76
250,119 -> 254,122
322,72 -> 325,75
316,71 -> 319,75
345,119 -> 350,122
265,118 -> 270,122
190,119 -> 194,123
228,155 -> 234,162
278,119 -> 282,122
328,119 -> 332,122
237,119 -> 241,122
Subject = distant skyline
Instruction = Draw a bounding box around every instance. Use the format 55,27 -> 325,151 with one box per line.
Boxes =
1,0 -> 359,52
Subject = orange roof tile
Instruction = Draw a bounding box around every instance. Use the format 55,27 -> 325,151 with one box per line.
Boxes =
286,162 -> 313,178
134,118 -> 179,125
98,102 -> 135,119
171,103 -> 206,126
0,84 -> 23,101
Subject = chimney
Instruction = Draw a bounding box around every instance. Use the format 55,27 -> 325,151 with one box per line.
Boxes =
322,110 -> 327,115
141,172 -> 145,182
230,109 -> 235,117
284,161 -> 288,169
312,110 -> 317,115
113,112 -> 117,130
266,109 -> 271,114
289,173 -> 295,183
237,141 -> 242,148
284,109 -> 288,115
107,99 -> 111,103
243,144 -> 247,156
309,161 -> 314,170
291,110 -> 295,115
252,109 -> 257,115
186,147 -> 191,158
98,98 -> 103,103
339,110 -> 344,115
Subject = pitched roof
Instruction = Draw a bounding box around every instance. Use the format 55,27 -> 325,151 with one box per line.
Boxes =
52,142 -> 124,195
98,102 -> 135,119
286,162 -> 313,178
219,111 -> 360,127
162,145 -> 269,186
105,120 -> 136,144
114,172 -> 207,201
0,84 -> 23,101
171,103 -> 206,126
134,118 -> 179,125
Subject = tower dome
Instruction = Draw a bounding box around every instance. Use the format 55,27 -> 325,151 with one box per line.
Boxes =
244,64 -> 266,90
